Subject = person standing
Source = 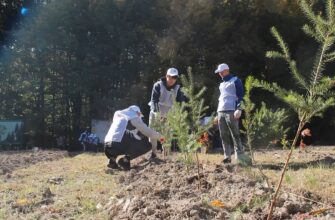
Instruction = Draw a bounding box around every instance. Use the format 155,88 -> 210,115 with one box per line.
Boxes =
149,67 -> 186,119
104,105 -> 161,170
78,127 -> 90,151
148,67 -> 186,155
214,63 -> 245,163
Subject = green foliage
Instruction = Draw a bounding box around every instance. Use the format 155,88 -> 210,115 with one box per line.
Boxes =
263,1 -> 335,217
281,134 -> 290,150
252,102 -> 289,146
242,76 -> 289,150
259,0 -> 335,138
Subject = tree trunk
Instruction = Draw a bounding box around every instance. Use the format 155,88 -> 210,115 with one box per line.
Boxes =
267,119 -> 306,220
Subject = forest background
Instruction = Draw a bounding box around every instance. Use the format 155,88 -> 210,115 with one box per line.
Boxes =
1,0 -> 334,149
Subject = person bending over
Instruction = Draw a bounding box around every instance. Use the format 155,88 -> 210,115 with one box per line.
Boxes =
104,105 -> 161,170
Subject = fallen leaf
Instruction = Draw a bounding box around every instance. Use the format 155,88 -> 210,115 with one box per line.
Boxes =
211,200 -> 225,208
15,198 -> 30,207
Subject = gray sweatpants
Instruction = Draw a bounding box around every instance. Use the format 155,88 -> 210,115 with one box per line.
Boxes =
218,111 -> 244,159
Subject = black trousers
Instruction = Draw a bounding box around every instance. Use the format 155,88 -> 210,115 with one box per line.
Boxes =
105,130 -> 152,160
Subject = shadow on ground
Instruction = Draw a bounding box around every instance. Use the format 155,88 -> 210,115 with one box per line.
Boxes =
258,155 -> 335,170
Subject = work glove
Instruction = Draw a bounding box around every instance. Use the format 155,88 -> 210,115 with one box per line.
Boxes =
152,111 -> 163,120
129,129 -> 141,140
233,109 -> 242,119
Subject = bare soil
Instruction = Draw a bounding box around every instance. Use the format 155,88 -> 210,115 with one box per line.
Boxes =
0,149 -> 69,175
106,149 -> 335,220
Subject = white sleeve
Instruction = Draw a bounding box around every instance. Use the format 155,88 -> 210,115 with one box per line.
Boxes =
130,117 -> 160,139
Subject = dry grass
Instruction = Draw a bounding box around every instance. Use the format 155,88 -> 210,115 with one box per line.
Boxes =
198,147 -> 335,205
0,153 -> 116,220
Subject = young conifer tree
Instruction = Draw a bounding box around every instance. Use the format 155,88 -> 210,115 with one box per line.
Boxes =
179,68 -> 212,155
255,1 -> 335,219
242,76 -> 289,155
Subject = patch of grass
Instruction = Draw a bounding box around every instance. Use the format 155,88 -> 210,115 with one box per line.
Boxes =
241,166 -> 264,182
176,153 -> 194,165
263,160 -> 335,203
1,153 -> 117,219
248,194 -> 270,209
0,209 -> 7,219
197,153 -> 223,164
200,196 -> 211,209
305,173 -> 318,189
79,198 -> 97,213
285,173 -> 292,184
230,204 -> 246,220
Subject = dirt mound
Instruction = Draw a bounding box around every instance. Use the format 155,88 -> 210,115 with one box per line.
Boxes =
0,150 -> 68,175
105,156 -> 335,220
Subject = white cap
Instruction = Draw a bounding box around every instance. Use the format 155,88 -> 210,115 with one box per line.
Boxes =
166,68 -> 179,77
214,63 -> 229,73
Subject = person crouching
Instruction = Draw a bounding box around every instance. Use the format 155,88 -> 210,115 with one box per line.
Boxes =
104,105 -> 161,170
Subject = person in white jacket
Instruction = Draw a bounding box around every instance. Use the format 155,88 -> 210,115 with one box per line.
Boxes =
104,105 -> 161,170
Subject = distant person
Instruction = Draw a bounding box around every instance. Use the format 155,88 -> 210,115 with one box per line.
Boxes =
78,128 -> 90,151
148,67 -> 186,154
104,105 -> 161,170
87,131 -> 100,152
214,63 -> 249,164
299,125 -> 313,152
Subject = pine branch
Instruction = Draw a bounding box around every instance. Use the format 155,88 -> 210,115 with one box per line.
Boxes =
313,76 -> 335,95
265,51 -> 285,59
268,27 -> 308,89
324,51 -> 335,62
302,24 -> 322,42
270,27 -> 290,59
254,79 -> 312,121
310,34 -> 330,89
326,0 -> 335,22
307,97 -> 335,121
300,0 -> 318,26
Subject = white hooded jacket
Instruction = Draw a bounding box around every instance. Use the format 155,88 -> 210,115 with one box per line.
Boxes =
104,105 -> 160,143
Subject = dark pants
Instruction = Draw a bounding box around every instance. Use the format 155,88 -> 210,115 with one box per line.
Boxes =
104,130 -> 152,161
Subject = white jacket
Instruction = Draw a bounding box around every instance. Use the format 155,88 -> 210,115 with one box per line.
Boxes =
104,106 -> 160,143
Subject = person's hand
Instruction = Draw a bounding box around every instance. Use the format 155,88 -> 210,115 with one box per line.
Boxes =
234,109 -> 242,119
152,111 -> 159,118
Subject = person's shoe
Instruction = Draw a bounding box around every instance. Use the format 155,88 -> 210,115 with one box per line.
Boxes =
223,158 -> 231,164
107,157 -> 118,169
107,161 -> 119,169
116,155 -> 131,171
149,152 -> 157,159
